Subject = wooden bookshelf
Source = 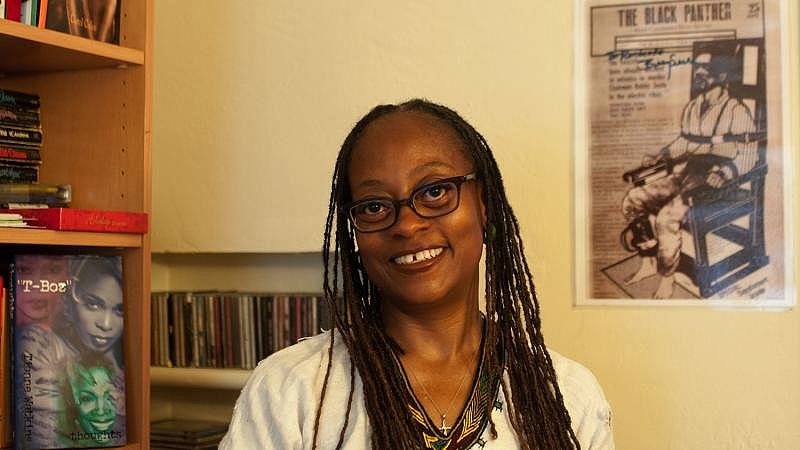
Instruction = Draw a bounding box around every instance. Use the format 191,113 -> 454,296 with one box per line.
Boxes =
0,1 -> 152,447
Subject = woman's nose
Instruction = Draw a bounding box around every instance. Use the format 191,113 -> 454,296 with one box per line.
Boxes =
391,203 -> 428,237
96,312 -> 112,332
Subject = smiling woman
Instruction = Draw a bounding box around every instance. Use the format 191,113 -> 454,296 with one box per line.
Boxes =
220,99 -> 615,450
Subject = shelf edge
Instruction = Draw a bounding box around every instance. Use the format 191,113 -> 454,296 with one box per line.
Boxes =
150,367 -> 252,390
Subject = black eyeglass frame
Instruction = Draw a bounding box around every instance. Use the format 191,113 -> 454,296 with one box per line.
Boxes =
343,172 -> 478,233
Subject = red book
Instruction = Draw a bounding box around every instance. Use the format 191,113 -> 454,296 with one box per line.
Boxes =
5,0 -> 21,21
3,207 -> 148,233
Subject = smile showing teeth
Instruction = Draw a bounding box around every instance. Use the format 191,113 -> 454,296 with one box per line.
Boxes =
393,247 -> 444,265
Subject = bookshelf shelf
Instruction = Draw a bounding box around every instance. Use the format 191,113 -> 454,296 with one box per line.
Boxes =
0,228 -> 143,247
0,19 -> 144,74
151,367 -> 251,391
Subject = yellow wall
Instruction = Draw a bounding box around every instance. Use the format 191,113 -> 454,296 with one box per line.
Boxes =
152,1 -> 800,448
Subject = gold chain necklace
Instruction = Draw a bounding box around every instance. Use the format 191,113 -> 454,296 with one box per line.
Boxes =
404,356 -> 473,436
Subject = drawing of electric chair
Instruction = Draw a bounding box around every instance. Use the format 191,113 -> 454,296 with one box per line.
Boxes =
619,38 -> 768,298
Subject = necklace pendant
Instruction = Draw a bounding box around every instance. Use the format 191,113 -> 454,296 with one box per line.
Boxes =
440,414 -> 452,435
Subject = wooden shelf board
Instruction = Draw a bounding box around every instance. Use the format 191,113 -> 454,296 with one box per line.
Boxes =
0,19 -> 143,74
0,228 -> 142,247
151,367 -> 252,391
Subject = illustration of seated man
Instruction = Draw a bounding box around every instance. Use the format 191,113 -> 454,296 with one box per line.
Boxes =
620,41 -> 758,299
57,356 -> 124,447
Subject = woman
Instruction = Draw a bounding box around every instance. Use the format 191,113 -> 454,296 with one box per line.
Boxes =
221,99 -> 614,449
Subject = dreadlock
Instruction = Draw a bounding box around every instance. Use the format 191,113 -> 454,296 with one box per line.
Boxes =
314,99 -> 580,449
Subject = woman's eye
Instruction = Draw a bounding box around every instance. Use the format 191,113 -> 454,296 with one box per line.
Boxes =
420,183 -> 451,201
82,296 -> 105,311
360,202 -> 387,215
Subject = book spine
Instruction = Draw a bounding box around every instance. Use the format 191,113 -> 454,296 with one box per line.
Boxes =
5,0 -> 21,21
150,293 -> 158,366
265,296 -> 273,356
4,208 -> 148,233
0,165 -> 37,183
36,0 -> 45,27
0,107 -> 40,129
0,145 -> 41,164
254,296 -> 262,362
159,294 -> 168,367
0,126 -> 42,146
0,90 -> 38,111
0,275 -> 11,448
224,295 -> 234,368
190,295 -> 199,368
0,0 -> 6,19
213,295 -> 222,368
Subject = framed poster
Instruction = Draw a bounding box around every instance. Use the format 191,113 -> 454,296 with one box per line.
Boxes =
574,0 -> 794,307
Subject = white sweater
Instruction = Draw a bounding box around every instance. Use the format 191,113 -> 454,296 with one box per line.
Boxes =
220,331 -> 614,449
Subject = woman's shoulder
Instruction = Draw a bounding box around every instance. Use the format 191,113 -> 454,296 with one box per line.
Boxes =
548,349 -> 615,448
247,330 -> 344,388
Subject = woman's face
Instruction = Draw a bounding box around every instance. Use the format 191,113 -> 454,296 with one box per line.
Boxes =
74,274 -> 124,353
348,111 -> 485,311
72,366 -> 117,439
15,256 -> 69,323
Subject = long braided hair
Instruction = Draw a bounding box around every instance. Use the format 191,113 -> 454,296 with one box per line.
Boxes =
315,99 -> 579,449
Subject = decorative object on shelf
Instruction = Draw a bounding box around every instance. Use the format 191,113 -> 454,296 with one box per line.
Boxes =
2,208 -> 148,233
12,254 -> 126,449
42,0 -> 119,44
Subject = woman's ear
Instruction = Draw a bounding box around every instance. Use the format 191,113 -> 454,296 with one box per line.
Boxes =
478,181 -> 487,228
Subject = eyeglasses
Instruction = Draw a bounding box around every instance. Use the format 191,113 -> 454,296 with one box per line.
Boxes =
345,173 -> 477,233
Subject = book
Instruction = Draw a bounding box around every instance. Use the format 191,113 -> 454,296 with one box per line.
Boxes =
43,0 -> 120,44
2,208 -> 148,233
12,254 -> 126,449
0,163 -> 38,183
0,184 -> 71,207
0,107 -> 41,129
0,90 -> 40,112
0,212 -> 29,228
1,0 -> 6,19
0,275 -> 12,448
4,0 -> 21,22
0,145 -> 42,165
0,126 -> 42,147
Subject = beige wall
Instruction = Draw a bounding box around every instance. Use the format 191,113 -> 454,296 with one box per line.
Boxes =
152,1 -> 800,448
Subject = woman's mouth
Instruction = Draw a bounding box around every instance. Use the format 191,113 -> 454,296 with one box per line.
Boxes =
89,335 -> 112,348
391,247 -> 445,265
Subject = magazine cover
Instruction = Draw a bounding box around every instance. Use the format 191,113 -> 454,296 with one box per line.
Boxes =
574,0 -> 793,307
12,255 -> 126,449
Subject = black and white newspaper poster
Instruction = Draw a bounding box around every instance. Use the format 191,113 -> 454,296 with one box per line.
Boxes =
574,0 -> 794,307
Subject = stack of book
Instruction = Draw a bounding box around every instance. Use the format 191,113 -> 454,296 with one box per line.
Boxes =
151,292 -> 330,369
151,419 -> 228,450
0,89 -> 43,186
0,88 -> 72,214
